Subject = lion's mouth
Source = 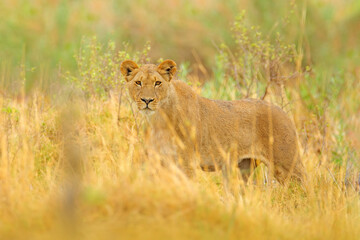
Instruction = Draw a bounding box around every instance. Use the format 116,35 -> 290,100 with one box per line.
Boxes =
141,106 -> 154,111
139,107 -> 155,116
139,106 -> 156,113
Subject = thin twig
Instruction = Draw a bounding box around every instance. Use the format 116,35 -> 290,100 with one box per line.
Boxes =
261,82 -> 271,100
327,167 -> 342,191
117,85 -> 124,125
128,98 -> 140,135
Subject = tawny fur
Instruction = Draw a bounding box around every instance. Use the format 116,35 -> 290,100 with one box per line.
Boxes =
120,59 -> 306,184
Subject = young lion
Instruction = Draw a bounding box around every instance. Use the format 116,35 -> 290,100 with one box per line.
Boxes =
120,59 -> 306,184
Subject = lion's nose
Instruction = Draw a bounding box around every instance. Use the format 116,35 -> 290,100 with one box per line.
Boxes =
141,98 -> 154,104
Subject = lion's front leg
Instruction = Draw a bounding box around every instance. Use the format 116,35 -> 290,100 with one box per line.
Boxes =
147,138 -> 195,178
177,150 -> 196,178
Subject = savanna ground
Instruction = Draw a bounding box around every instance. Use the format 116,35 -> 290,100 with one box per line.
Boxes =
0,0 -> 360,239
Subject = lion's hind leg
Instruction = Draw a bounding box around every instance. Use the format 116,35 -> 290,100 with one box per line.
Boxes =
238,158 -> 259,183
272,154 -> 309,193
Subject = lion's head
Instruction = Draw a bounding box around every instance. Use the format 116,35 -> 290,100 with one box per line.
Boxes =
120,59 -> 177,115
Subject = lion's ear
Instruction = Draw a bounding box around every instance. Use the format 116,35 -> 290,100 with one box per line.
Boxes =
120,60 -> 139,81
157,59 -> 177,81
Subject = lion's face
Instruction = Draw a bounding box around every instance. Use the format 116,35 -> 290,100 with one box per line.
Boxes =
120,60 -> 177,115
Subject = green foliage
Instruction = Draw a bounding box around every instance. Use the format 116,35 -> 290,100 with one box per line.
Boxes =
1,0 -> 359,91
204,12 -> 298,102
178,62 -> 191,83
0,1 -> 359,239
65,37 -> 151,97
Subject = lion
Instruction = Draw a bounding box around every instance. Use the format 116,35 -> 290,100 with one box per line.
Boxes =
120,59 -> 307,185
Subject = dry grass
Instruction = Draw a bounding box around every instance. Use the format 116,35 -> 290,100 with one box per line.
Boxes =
0,82 -> 359,239
0,0 -> 359,239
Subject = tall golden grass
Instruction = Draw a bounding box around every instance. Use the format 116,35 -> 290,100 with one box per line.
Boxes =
0,75 -> 359,239
0,0 -> 359,239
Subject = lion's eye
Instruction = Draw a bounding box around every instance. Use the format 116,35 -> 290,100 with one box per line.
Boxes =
155,81 -> 162,86
135,81 -> 142,86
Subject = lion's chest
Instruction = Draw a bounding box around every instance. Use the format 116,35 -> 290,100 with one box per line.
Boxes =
148,127 -> 178,158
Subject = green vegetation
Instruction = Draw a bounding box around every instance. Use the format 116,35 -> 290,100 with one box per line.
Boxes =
0,0 -> 359,239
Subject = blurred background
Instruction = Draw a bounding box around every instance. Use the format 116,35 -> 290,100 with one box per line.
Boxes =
1,0 -> 359,86
0,0 -> 360,239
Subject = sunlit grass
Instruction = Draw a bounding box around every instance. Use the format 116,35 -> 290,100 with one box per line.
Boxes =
0,87 -> 359,239
0,0 -> 359,239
